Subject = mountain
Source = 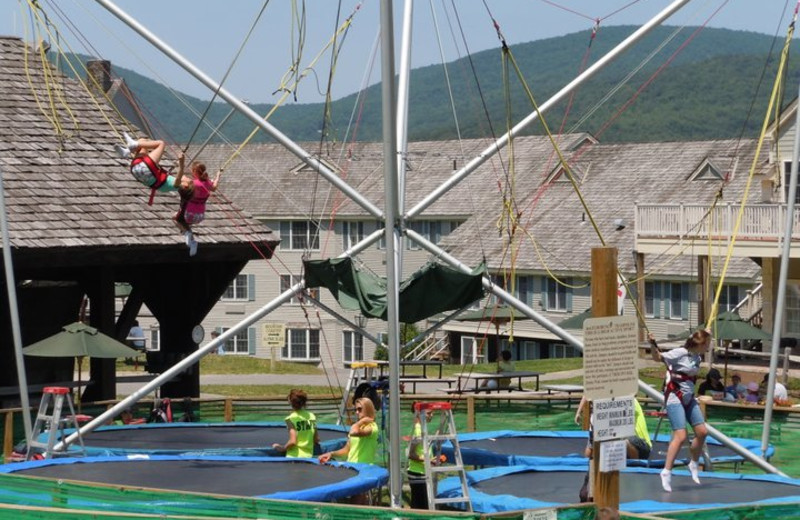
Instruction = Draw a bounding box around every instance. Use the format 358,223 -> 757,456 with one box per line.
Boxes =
63,26 -> 800,144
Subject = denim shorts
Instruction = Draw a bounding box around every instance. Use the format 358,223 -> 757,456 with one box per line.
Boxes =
666,397 -> 704,430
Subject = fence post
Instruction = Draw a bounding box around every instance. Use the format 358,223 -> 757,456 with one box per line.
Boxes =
783,347 -> 791,385
3,411 -> 13,462
466,396 -> 475,432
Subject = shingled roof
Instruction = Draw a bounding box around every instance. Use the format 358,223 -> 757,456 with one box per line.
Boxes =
0,37 -> 277,271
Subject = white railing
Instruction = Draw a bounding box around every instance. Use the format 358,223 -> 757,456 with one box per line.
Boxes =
636,203 -> 800,241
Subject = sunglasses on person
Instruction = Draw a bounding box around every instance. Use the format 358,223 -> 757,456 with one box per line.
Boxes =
356,407 -> 363,412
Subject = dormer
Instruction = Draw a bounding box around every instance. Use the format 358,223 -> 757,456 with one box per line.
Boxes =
290,156 -> 341,176
544,160 -> 585,185
688,159 -> 724,181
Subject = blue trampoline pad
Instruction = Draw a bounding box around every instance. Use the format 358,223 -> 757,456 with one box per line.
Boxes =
444,430 -> 772,467
438,465 -> 800,514
0,456 -> 387,502
49,422 -> 347,457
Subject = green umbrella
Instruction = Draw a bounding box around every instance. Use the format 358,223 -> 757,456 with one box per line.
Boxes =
24,322 -> 140,407
556,308 -> 593,330
709,311 -> 772,341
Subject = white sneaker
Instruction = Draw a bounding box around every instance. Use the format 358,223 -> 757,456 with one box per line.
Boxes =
688,460 -> 701,484
123,131 -> 139,151
188,237 -> 198,257
660,469 -> 672,492
114,144 -> 130,159
183,231 -> 192,246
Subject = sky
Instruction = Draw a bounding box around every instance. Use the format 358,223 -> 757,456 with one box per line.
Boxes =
1,0 -> 797,105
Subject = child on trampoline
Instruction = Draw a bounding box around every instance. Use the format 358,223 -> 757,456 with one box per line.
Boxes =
173,159 -> 223,257
649,330 -> 710,492
115,132 -> 184,203
272,389 -> 319,458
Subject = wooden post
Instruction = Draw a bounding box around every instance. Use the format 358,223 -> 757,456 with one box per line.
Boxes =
591,246 -> 620,510
466,396 -> 475,432
635,252 -> 646,345
3,411 -> 13,462
224,398 -> 233,422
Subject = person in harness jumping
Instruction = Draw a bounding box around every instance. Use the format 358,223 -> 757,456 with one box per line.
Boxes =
115,132 -> 184,205
172,160 -> 222,256
649,329 -> 711,493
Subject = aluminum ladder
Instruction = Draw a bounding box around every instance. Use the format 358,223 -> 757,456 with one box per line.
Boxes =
337,361 -> 379,425
418,401 -> 472,511
27,386 -> 85,459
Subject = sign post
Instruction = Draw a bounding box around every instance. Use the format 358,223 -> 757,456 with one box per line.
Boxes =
261,323 -> 286,371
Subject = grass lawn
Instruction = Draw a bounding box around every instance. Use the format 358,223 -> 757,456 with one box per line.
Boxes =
201,384 -> 337,398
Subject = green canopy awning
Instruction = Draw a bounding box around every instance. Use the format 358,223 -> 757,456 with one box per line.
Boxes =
303,258 -> 486,323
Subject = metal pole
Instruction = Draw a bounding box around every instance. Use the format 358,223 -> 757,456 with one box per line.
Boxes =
396,0 -> 413,213
0,166 -> 32,444
762,79 -> 800,457
406,0 -> 692,219
93,0 -> 383,220
405,229 -> 787,476
380,0 -> 403,508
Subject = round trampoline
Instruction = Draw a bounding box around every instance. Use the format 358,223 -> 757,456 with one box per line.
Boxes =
442,430 -> 773,468
49,422 -> 348,457
438,465 -> 800,514
0,456 -> 388,502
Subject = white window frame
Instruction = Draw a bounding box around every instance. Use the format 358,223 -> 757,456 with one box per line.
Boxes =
342,221 -> 365,251
283,329 -> 321,361
461,336 -> 483,364
716,285 -> 740,313
343,330 -> 364,365
280,221 -> 320,251
549,343 -> 580,358
222,274 -> 250,301
668,282 -> 683,320
546,278 -> 568,312
148,328 -> 160,352
785,281 -> 800,336
221,327 -> 249,355
645,281 -> 655,317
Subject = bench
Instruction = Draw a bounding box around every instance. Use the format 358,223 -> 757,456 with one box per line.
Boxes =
444,385 -> 527,395
400,377 -> 456,394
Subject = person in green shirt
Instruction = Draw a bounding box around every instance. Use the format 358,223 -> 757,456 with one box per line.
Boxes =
272,389 -> 319,458
407,403 -> 443,509
319,397 -> 379,504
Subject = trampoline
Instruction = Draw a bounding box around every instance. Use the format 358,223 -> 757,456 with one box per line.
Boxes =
0,456 -> 388,502
442,430 -> 773,468
48,422 -> 348,457
438,464 -> 800,514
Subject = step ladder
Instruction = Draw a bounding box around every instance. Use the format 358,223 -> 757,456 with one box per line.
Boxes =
337,362 -> 379,425
417,401 -> 471,511
27,387 -> 85,460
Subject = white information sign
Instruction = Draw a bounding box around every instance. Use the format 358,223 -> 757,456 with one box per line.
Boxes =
523,509 -> 557,520
583,315 -> 638,400
592,396 -> 635,441
261,323 -> 286,348
599,440 -> 627,472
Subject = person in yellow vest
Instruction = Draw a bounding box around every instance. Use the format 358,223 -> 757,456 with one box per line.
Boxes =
272,389 -> 319,458
318,397 -> 379,504
407,403 -> 444,509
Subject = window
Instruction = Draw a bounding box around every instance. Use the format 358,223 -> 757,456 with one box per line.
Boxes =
546,278 -> 569,311
223,274 -> 253,301
343,331 -> 364,364
283,329 -> 320,360
518,340 -> 540,360
280,274 -> 318,304
645,282 -> 655,317
517,275 -> 534,306
549,343 -> 580,358
149,328 -> 160,351
785,282 -> 800,336
784,162 -> 800,204
280,221 -> 320,251
342,221 -> 364,251
220,327 -> 251,354
668,282 -> 684,319
406,221 -> 428,250
717,285 -> 740,313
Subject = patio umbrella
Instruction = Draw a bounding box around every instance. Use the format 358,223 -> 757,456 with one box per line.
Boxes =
556,308 -> 593,330
23,322 -> 140,408
706,311 -> 771,381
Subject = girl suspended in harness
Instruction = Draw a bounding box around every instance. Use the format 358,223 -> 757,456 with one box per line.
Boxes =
649,329 -> 711,493
116,132 -> 184,205
173,160 -> 223,256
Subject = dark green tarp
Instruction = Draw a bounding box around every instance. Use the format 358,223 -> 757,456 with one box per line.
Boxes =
303,258 -> 486,323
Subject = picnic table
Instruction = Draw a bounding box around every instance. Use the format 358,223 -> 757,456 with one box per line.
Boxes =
377,359 -> 444,379
453,370 -> 541,394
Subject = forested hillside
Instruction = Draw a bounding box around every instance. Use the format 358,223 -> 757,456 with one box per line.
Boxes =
62,26 -> 800,144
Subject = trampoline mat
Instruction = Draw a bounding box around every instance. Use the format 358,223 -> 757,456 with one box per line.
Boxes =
15,459 -> 358,497
81,425 -> 343,450
474,470 -> 800,505
463,436 -> 739,461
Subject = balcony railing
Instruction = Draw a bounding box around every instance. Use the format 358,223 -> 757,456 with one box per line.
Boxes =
636,203 -> 800,241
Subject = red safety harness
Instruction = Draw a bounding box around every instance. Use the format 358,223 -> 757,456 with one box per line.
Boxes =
663,370 -> 697,407
131,155 -> 169,206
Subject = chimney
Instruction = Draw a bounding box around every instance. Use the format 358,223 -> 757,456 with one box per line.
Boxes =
86,60 -> 112,96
